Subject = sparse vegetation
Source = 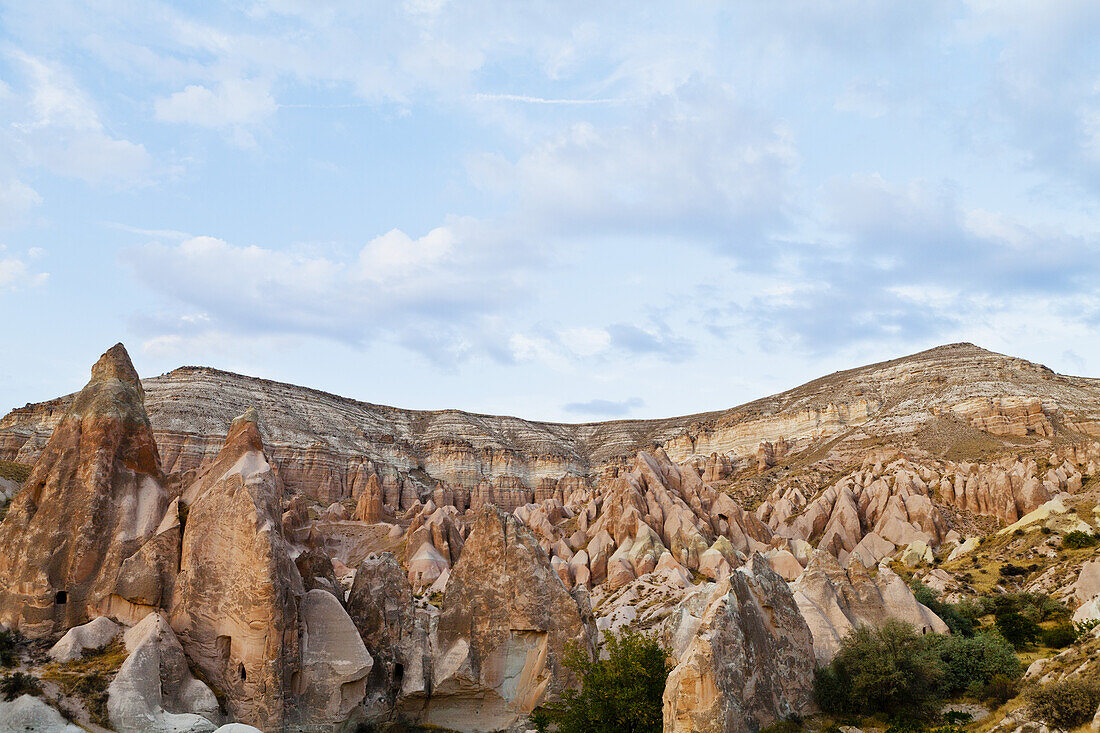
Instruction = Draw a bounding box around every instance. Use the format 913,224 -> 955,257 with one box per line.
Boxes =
1026,679 -> 1100,730
1062,530 -> 1099,549
40,639 -> 127,727
0,629 -> 23,667
530,628 -> 670,733
0,459 -> 31,484
0,671 -> 42,700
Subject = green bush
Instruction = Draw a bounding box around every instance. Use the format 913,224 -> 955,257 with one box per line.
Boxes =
531,628 -> 671,733
995,609 -> 1040,648
0,630 -> 22,668
910,581 -> 975,637
0,672 -> 42,701
1040,623 -> 1077,649
924,631 -> 1021,696
1062,530 -> 1098,549
813,620 -> 944,720
978,674 -> 1020,706
1026,679 -> 1100,730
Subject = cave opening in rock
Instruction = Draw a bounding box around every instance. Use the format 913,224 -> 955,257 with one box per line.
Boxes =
239,662 -> 247,681
394,662 -> 404,686
54,590 -> 67,604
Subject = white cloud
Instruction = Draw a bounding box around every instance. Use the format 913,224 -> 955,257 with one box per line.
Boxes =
468,94 -> 796,242
0,179 -> 42,225
155,78 -> 277,128
4,53 -> 153,185
121,220 -> 529,361
0,246 -> 49,291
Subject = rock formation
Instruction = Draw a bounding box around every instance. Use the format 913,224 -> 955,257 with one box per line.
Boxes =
662,555 -> 816,733
791,550 -> 948,664
169,408 -> 303,730
414,505 -> 597,732
0,344 -> 172,637
107,612 -> 220,733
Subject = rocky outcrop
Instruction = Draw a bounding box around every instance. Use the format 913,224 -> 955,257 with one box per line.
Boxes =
791,550 -> 947,664
346,553 -> 431,721
169,408 -> 303,730
414,505 -> 597,732
49,615 -> 120,662
0,344 -> 172,637
296,589 -> 374,729
948,396 -> 1053,437
0,695 -> 84,733
107,612 -> 220,733
662,555 -> 816,733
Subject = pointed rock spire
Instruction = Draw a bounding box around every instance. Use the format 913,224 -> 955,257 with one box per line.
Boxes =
0,344 -> 168,637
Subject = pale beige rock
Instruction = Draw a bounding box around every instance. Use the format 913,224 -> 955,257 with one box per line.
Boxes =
49,615 -> 120,662
792,550 -> 947,664
0,344 -> 171,638
296,589 -> 373,728
170,409 -> 303,730
415,506 -> 596,732
108,612 -> 219,733
663,555 -> 815,733
0,695 -> 84,733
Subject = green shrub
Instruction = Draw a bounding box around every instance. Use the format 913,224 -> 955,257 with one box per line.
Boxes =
977,674 -> 1020,706
925,631 -> 1021,696
0,630 -> 22,667
1075,618 -> 1100,638
1040,623 -> 1077,649
813,620 -> 944,720
1026,679 -> 1100,730
910,581 -> 975,637
531,628 -> 670,733
0,672 -> 42,700
995,609 -> 1040,648
1062,530 -> 1098,549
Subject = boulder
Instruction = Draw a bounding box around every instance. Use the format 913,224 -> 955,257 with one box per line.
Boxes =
663,555 -> 816,733
415,506 -> 596,732
0,695 -> 84,733
295,547 -> 343,600
49,615 -> 120,662
296,589 -> 373,728
107,612 -> 219,733
0,344 -> 172,637
170,408 -> 303,730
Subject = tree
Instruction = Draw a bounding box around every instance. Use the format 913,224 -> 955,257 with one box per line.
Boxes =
923,631 -> 1021,696
531,628 -> 671,733
814,619 -> 944,720
995,609 -> 1040,649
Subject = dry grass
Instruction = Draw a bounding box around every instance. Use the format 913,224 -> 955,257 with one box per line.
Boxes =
39,640 -> 127,727
0,459 -> 31,484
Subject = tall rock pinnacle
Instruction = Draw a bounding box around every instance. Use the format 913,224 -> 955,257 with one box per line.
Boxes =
0,343 -> 170,637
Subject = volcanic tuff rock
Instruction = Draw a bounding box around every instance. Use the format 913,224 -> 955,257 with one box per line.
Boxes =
662,555 -> 816,733
414,505 -> 597,732
107,612 -> 220,733
0,344 -> 172,637
6,344 -> 1100,509
169,407 -> 304,730
791,549 -> 948,664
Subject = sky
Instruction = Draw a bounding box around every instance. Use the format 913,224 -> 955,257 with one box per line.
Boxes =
1,1 -> 1099,422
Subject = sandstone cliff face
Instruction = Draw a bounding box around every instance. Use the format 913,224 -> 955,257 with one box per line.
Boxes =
0,344 -> 172,637
169,409 -> 304,730
415,505 -> 597,732
662,555 -> 816,733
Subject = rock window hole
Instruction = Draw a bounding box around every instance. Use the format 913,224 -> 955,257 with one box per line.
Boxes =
393,663 -> 404,686
238,663 -> 247,681
54,590 -> 67,604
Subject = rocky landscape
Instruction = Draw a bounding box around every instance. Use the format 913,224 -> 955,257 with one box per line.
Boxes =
0,341 -> 1098,732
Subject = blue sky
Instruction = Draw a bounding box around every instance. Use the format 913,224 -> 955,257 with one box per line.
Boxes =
1,1 -> 1099,421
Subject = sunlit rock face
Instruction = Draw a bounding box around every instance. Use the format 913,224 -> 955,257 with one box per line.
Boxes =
413,505 -> 597,733
662,555 -> 816,733
0,344 -> 173,638
169,408 -> 304,730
